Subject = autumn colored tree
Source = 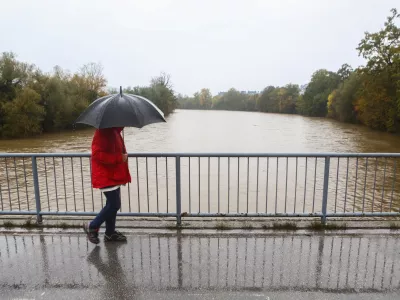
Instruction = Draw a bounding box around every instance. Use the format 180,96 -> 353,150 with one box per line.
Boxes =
355,8 -> 400,132
300,69 -> 340,117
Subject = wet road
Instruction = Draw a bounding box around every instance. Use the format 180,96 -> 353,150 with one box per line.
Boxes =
1,231 -> 400,299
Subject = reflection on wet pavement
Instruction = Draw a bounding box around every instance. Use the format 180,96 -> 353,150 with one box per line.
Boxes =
0,232 -> 399,299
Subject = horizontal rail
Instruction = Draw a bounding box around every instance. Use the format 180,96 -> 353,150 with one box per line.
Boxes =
2,152 -> 400,158
0,211 -> 177,217
183,212 -> 324,217
325,212 -> 400,217
1,211 -> 398,218
0,211 -> 37,215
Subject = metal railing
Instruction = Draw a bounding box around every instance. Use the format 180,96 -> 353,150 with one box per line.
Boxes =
1,153 -> 400,224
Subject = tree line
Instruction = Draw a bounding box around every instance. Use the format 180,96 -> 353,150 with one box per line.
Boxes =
1,9 -> 398,139
179,9 -> 400,133
0,55 -> 177,139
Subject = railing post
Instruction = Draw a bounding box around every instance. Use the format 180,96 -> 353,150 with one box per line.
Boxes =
32,156 -> 42,224
321,156 -> 330,225
175,156 -> 182,226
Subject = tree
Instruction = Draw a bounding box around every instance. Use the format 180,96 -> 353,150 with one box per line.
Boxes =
327,89 -> 338,119
337,73 -> 362,123
245,94 -> 258,111
128,73 -> 177,117
0,52 -> 35,101
258,86 -> 277,112
337,64 -> 353,81
177,94 -> 196,109
328,73 -> 361,123
213,88 -> 248,111
0,53 -> 178,139
279,84 -> 300,114
356,8 -> 400,131
1,88 -> 45,138
198,88 -> 212,109
301,69 -> 341,117
75,62 -> 107,102
357,9 -> 400,77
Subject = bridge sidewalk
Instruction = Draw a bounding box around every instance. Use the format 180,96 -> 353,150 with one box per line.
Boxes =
0,230 -> 399,300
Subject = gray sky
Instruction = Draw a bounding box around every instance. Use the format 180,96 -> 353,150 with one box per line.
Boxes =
1,0 -> 398,95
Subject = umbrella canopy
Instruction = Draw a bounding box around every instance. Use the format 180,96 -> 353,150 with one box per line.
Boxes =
75,87 -> 166,129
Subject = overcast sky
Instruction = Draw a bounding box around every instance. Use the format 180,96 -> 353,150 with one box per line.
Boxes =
0,0 -> 398,95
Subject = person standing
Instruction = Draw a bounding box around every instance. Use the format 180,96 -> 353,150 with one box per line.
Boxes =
83,127 -> 131,244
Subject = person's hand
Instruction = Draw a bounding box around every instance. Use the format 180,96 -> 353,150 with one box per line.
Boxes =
122,153 -> 128,163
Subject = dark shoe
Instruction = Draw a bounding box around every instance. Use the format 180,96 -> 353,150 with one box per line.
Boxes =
104,230 -> 127,242
83,222 -> 100,244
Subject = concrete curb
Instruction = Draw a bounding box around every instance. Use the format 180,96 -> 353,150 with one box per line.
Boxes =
1,215 -> 400,233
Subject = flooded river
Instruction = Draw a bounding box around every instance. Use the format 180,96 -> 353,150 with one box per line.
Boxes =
1,110 -> 400,215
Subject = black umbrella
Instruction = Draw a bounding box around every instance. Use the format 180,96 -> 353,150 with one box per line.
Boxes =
75,87 -> 166,129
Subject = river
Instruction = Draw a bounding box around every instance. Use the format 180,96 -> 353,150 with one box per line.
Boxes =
2,109 -> 400,154
1,110 -> 400,215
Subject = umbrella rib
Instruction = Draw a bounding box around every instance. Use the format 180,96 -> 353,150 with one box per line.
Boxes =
124,94 -> 145,126
74,94 -> 111,125
98,94 -> 118,128
135,95 -> 165,120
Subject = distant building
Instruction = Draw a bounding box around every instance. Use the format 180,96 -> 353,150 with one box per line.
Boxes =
246,91 -> 258,95
218,90 -> 260,96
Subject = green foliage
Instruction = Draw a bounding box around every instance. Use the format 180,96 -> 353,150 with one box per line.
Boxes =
197,88 -> 213,109
328,72 -> 361,123
213,88 -> 249,111
355,8 -> 400,132
0,52 -> 107,138
301,69 -> 341,117
337,63 -> 353,82
124,73 -> 177,117
357,9 -> 400,77
179,88 -> 254,111
178,88 -> 213,110
0,53 -> 177,139
257,84 -> 300,114
179,84 -> 299,114
0,52 -> 34,101
258,86 -> 277,112
1,88 -> 45,138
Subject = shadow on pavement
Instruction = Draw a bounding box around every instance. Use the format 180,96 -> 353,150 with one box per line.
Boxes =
87,243 -> 137,299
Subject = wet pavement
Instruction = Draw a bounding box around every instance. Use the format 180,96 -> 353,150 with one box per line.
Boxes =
0,231 -> 400,300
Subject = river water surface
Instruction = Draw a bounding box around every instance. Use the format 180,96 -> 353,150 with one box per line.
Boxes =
1,110 -> 400,215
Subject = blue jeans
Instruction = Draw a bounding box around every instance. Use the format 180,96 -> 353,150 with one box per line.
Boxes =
90,188 -> 121,235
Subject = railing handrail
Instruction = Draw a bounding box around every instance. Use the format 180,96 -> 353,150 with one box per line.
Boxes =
1,152 -> 400,158
1,152 -> 400,225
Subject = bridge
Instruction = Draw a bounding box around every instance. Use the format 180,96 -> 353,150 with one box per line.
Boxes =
0,153 -> 399,224
1,152 -> 400,299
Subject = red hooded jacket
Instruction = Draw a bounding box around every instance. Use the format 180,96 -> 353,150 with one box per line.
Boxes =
91,127 -> 131,189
